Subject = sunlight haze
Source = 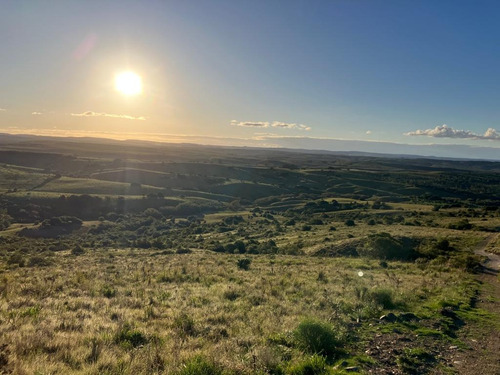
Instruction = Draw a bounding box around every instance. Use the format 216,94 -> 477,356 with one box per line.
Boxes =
1,1 -> 499,159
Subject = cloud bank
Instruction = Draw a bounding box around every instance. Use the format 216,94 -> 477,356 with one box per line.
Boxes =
71,111 -> 146,121
230,120 -> 311,131
406,124 -> 500,141
31,112 -> 43,115
0,108 -> 6,112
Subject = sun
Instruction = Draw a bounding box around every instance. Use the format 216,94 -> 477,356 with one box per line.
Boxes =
115,71 -> 142,96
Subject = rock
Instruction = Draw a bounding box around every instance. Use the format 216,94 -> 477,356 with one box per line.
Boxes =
449,345 -> 458,350
379,313 -> 397,322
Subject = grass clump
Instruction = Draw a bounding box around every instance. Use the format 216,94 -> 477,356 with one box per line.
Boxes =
101,284 -> 117,298
7,252 -> 25,267
397,348 -> 436,374
287,354 -> 329,375
114,323 -> 148,348
178,356 -> 222,375
293,319 -> 342,359
369,288 -> 397,310
173,313 -> 197,337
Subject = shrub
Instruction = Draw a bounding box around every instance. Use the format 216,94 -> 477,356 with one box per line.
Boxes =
0,213 -> 12,231
237,258 -> 252,270
71,244 -> 85,255
293,319 -> 340,359
359,233 -> 415,260
101,285 -> 116,298
7,252 -> 25,267
450,254 -> 482,272
234,240 -> 246,253
344,219 -> 355,227
223,289 -> 240,301
178,356 -> 222,375
448,219 -> 473,230
287,354 -> 328,375
310,219 -> 323,225
27,255 -> 52,267
436,239 -> 451,251
416,238 -> 452,260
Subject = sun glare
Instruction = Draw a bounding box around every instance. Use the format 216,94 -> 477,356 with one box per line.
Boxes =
115,71 -> 142,96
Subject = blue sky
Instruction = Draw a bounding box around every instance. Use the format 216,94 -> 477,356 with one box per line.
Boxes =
1,1 -> 499,158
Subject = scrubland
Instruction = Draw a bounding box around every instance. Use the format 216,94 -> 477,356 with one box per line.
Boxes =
0,138 -> 499,374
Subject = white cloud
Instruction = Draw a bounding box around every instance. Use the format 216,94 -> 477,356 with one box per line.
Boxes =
484,128 -> 500,139
230,120 -> 269,128
31,112 -> 43,115
0,108 -> 6,111
406,124 -> 500,141
366,130 -> 372,135
71,111 -> 146,121
271,121 -> 311,131
231,120 -> 311,130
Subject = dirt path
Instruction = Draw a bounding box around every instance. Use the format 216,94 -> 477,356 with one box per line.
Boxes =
452,234 -> 500,375
475,234 -> 500,273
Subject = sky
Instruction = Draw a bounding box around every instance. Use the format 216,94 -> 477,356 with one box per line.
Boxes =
1,0 -> 499,159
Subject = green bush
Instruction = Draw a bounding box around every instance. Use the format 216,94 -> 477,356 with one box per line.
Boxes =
293,319 -> 340,359
237,258 -> 252,270
287,354 -> 329,375
344,219 -> 355,227
0,213 -> 12,231
358,233 -> 415,260
448,219 -> 473,230
27,255 -> 52,267
450,254 -> 482,272
71,244 -> 85,255
178,356 -> 222,375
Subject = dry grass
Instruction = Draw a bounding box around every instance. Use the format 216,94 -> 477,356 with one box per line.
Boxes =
0,248 -> 478,374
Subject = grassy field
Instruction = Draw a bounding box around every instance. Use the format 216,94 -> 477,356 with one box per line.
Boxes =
35,176 -> 165,196
0,137 -> 499,374
0,164 -> 48,193
0,247 -> 485,374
